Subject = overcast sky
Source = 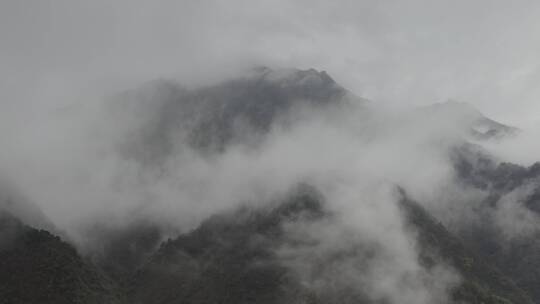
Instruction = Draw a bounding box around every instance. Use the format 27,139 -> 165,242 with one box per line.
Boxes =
1,0 -> 540,127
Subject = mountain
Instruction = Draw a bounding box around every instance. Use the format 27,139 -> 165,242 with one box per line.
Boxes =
127,185 -> 329,304
1,67 -> 539,304
112,67 -> 358,163
124,186 -> 531,304
450,143 -> 540,302
0,186 -> 530,304
112,72 -> 517,169
0,212 -> 122,304
421,101 -> 518,141
399,191 -> 532,304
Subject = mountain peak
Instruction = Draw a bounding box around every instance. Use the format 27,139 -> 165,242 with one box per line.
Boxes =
428,100 -> 482,118
249,66 -> 337,88
114,66 -> 351,161
423,100 -> 518,140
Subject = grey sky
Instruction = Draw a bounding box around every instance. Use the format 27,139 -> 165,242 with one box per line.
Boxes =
1,0 -> 540,127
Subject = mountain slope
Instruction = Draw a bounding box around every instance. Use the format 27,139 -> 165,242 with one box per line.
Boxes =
450,144 -> 540,302
124,185 -> 530,304
422,101 -> 518,141
399,192 -> 532,304
0,213 -> 122,304
127,186 -> 333,304
112,67 -> 356,163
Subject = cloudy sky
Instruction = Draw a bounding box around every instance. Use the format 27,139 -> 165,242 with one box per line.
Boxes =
1,0 -> 540,127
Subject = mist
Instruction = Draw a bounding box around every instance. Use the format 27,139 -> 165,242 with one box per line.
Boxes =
1,1 -> 540,303
2,1 -> 540,123
0,74 -> 470,303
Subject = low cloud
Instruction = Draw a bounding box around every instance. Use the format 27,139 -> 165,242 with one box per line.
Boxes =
0,76 -> 476,302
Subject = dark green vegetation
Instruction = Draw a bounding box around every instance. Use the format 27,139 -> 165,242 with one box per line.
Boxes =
399,193 -> 532,304
2,185 -> 537,304
128,186 -> 327,304
451,144 -> 540,303
0,213 -> 122,304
